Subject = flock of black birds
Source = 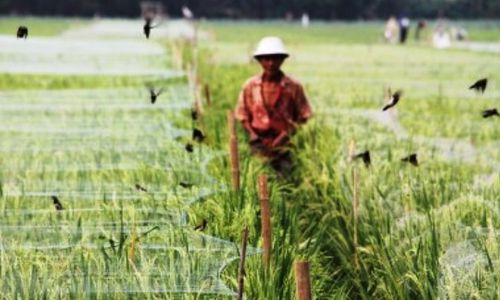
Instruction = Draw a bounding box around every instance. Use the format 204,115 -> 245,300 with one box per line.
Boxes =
353,78 -> 496,167
15,20 -> 493,233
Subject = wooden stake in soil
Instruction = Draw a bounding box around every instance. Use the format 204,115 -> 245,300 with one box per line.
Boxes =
348,140 -> 359,268
294,261 -> 312,300
258,175 -> 272,268
237,225 -> 249,300
227,110 -> 240,191
203,83 -> 211,106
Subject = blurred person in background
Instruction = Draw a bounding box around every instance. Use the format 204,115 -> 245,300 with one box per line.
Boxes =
399,16 -> 410,44
384,16 -> 399,43
235,37 -> 312,176
415,19 -> 427,41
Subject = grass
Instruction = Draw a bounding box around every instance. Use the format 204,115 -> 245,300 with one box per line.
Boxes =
194,20 -> 500,299
0,18 -> 499,299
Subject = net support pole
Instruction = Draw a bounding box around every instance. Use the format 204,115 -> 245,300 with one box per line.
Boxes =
258,175 -> 271,268
294,261 -> 312,300
203,83 -> 211,107
227,110 -> 240,191
237,225 -> 249,300
348,140 -> 359,269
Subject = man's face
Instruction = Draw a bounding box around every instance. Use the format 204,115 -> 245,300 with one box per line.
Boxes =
256,55 -> 286,76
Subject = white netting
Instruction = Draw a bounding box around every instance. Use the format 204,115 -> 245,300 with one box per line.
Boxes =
0,19 -> 257,295
0,86 -> 257,297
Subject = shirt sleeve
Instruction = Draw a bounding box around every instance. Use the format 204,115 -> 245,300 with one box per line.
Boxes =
294,83 -> 312,123
234,87 -> 249,121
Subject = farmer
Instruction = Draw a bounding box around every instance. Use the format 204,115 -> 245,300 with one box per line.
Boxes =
235,36 -> 312,175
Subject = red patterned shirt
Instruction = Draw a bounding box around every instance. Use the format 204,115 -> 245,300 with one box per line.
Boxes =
235,73 -> 312,147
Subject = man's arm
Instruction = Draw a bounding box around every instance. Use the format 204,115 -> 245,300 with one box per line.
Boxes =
294,83 -> 312,124
235,88 -> 259,142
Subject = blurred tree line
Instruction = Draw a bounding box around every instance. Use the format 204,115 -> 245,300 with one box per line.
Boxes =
1,0 -> 499,19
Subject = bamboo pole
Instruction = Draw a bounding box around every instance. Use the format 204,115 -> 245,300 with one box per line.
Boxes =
237,225 -> 249,300
348,140 -> 359,268
294,261 -> 312,300
258,175 -> 271,268
203,83 -> 211,106
227,111 -> 240,191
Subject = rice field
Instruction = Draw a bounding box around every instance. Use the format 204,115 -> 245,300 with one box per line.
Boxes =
0,18 -> 499,299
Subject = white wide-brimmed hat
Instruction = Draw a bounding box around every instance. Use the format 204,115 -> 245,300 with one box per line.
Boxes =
253,36 -> 289,58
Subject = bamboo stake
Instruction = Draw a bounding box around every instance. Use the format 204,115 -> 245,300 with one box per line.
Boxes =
227,111 -> 240,191
294,261 -> 312,300
258,175 -> 271,268
237,225 -> 249,300
203,83 -> 211,106
348,140 -> 359,269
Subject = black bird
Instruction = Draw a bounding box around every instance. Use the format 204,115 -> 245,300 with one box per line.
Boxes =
481,108 -> 499,118
148,86 -> 163,104
143,17 -> 157,39
194,219 -> 207,231
179,181 -> 193,188
352,150 -> 371,167
401,153 -> 418,166
191,108 -> 198,121
185,143 -> 194,153
469,78 -> 488,93
382,90 -> 403,111
51,195 -> 63,210
17,26 -> 28,39
192,128 -> 205,142
135,183 -> 148,192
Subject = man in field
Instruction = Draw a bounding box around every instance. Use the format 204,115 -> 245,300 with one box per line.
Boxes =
235,36 -> 312,175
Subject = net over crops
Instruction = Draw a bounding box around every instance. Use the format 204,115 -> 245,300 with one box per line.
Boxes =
0,20 -> 258,298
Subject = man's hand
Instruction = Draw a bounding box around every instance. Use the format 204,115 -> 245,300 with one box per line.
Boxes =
249,132 -> 260,143
271,131 -> 289,148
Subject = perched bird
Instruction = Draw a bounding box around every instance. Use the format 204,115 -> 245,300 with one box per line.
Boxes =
147,86 -> 163,104
17,26 -> 28,39
194,219 -> 207,231
382,90 -> 403,111
179,181 -> 193,188
481,108 -> 499,118
51,195 -> 63,210
135,183 -> 148,192
182,5 -> 194,19
469,78 -> 487,93
185,143 -> 194,153
192,128 -> 205,142
401,153 -> 418,166
352,150 -> 371,167
191,108 -> 198,121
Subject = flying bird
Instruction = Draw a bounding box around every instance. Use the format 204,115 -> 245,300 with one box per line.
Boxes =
182,5 -> 194,19
179,181 -> 193,188
194,219 -> 207,231
382,90 -> 403,111
135,183 -> 148,192
469,78 -> 487,93
17,26 -> 28,39
143,17 -> 157,39
192,128 -> 205,142
147,86 -> 163,104
51,195 -> 63,210
185,143 -> 194,153
401,153 -> 418,166
482,108 -> 499,118
352,150 -> 371,167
